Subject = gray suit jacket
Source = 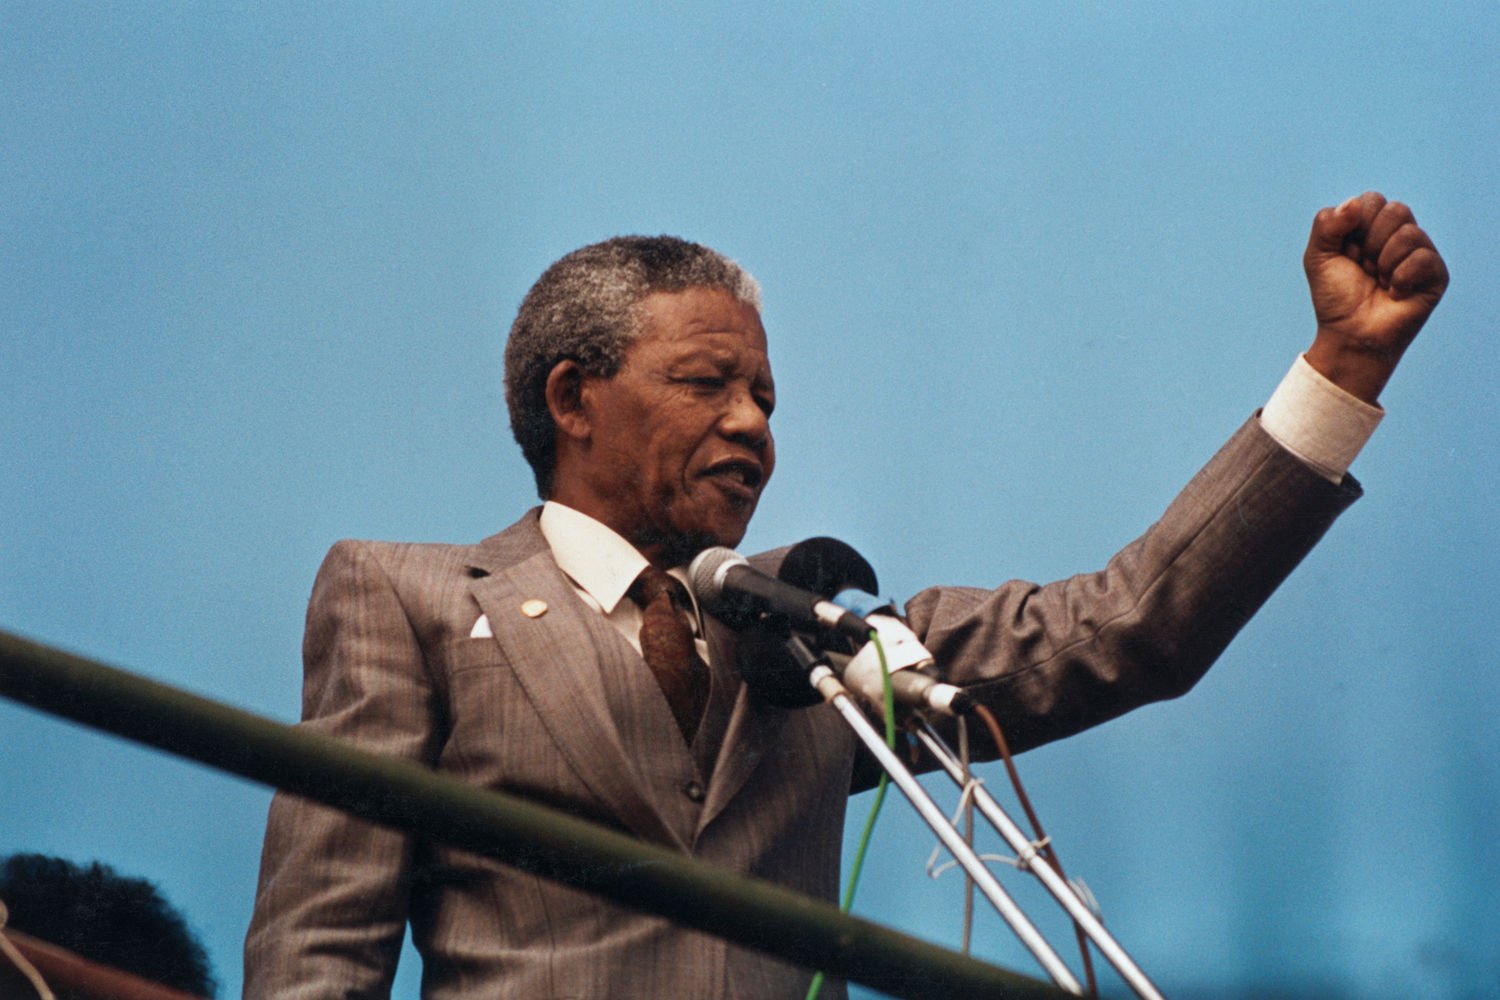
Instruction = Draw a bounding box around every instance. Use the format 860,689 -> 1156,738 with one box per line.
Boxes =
244,417 -> 1358,999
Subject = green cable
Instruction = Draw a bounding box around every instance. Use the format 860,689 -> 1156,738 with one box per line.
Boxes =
806,631 -> 896,1000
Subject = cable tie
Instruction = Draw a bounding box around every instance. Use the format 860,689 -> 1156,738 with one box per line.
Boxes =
1012,834 -> 1052,872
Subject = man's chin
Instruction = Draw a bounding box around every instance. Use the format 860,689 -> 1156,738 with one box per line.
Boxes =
661,521 -> 751,567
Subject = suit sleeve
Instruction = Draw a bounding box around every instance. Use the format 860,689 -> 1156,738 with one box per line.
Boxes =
907,415 -> 1361,755
244,540 -> 446,999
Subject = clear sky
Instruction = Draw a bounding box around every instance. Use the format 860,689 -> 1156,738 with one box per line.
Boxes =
3,4 -> 1495,997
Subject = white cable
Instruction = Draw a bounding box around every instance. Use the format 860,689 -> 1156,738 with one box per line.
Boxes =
923,778 -> 1055,878
924,778 -> 985,877
1068,877 -> 1103,920
0,899 -> 58,1000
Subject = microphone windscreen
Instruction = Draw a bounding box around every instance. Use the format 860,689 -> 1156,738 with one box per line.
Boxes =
776,537 -> 879,597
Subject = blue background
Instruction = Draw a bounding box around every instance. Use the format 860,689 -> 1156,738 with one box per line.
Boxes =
3,4 -> 1495,997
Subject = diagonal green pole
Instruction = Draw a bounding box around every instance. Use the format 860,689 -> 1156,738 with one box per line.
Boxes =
0,628 -> 1071,1000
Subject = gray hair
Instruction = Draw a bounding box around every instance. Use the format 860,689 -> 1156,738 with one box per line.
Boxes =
503,235 -> 762,497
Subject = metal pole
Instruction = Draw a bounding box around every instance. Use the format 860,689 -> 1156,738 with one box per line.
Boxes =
915,723 -> 1166,1000
808,666 -> 1085,995
0,628 -> 1069,1000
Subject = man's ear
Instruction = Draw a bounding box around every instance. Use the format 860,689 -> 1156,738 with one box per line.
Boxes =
544,359 -> 591,442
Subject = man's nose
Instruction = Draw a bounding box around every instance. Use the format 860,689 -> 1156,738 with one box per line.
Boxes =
720,388 -> 771,449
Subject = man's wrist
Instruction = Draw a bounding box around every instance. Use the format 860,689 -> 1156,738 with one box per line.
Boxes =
1304,334 -> 1403,405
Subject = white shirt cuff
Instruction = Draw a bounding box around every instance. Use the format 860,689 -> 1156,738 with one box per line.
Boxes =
1260,354 -> 1384,483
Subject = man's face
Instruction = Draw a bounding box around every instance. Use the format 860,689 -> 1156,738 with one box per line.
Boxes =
566,286 -> 776,565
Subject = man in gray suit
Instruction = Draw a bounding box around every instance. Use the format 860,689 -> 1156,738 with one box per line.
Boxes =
245,192 -> 1446,998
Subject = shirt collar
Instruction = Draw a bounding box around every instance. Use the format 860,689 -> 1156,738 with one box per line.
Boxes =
538,502 -> 705,636
539,501 -> 649,615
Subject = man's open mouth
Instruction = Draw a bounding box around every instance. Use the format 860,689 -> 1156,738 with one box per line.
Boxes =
702,459 -> 763,491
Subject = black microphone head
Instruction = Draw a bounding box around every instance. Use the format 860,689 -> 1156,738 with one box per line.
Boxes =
730,536 -> 880,710
777,536 -> 879,597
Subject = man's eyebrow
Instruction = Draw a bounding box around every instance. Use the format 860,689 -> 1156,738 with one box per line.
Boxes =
664,353 -> 733,372
670,347 -> 757,369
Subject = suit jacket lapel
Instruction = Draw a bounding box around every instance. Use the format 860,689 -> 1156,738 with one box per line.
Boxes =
466,516 -> 687,851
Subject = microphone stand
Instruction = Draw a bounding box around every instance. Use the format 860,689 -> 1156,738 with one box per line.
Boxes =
785,637 -> 1085,995
912,722 -> 1166,1000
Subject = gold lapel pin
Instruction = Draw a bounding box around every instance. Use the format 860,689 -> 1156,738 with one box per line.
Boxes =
520,599 -> 548,619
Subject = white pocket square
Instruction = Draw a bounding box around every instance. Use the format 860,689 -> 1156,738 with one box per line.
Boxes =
469,614 -> 493,638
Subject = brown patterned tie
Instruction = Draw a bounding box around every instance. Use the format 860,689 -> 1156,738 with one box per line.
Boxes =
629,565 -> 710,743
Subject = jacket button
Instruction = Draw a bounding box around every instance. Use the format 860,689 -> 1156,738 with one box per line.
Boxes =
683,781 -> 705,803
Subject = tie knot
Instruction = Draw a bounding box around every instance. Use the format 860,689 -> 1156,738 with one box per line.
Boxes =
630,565 -> 687,611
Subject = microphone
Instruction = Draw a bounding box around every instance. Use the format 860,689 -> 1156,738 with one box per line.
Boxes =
697,538 -> 879,709
688,547 -> 873,642
827,587 -> 971,716
840,618 -> 972,717
775,535 -> 879,602
791,544 -> 966,715
695,538 -> 972,717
